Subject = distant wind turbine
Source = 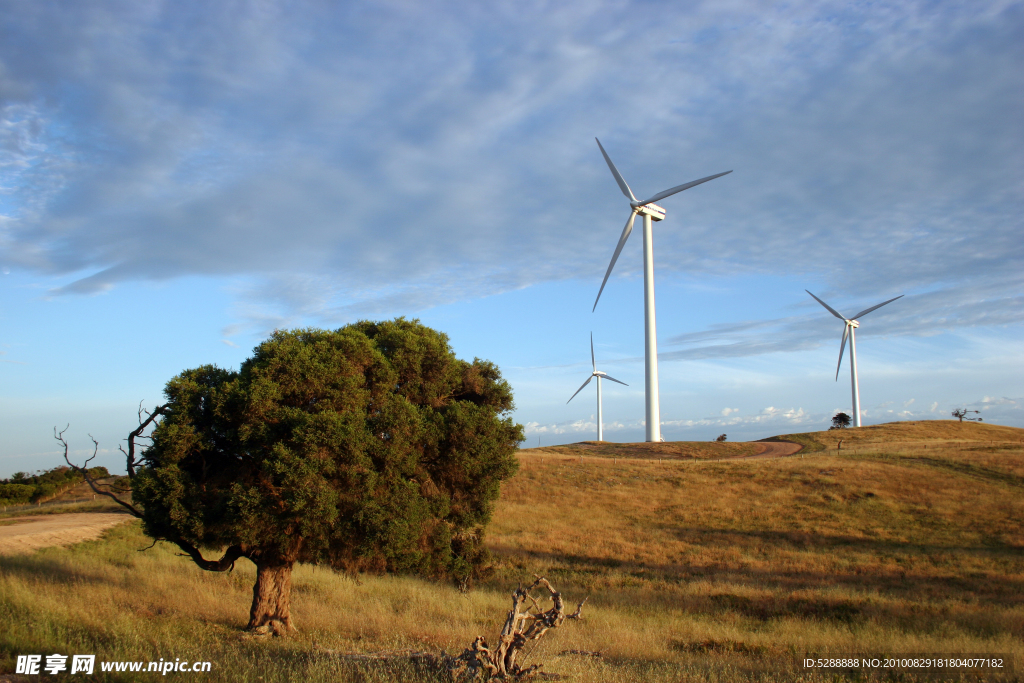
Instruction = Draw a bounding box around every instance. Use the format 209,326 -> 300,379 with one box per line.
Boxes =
567,333 -> 628,442
592,137 -> 731,442
806,290 -> 904,428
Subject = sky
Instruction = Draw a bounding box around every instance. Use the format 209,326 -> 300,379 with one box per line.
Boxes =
1,0 -> 1022,477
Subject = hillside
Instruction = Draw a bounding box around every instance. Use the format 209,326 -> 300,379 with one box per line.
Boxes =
1,420 -> 1020,682
521,419 -> 1023,460
489,420 -> 1024,678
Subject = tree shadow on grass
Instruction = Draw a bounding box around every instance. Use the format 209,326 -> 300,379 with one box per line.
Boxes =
0,552 -> 121,587
668,525 -> 1024,557
489,539 -> 1024,638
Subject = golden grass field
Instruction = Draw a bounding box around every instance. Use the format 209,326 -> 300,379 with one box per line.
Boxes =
1,420 -> 1022,682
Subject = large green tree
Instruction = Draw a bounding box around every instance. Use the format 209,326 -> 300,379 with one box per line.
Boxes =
64,319 -> 523,634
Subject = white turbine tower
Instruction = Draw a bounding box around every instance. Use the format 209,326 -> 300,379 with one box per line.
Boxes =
567,333 -> 628,442
592,137 -> 731,442
806,290 -> 904,428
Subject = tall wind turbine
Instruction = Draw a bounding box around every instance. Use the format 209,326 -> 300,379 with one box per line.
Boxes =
567,333 -> 628,442
592,137 -> 731,442
806,290 -> 904,428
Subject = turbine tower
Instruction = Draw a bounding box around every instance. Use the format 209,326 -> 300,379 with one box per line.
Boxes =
592,137 -> 731,442
567,333 -> 628,442
806,290 -> 903,428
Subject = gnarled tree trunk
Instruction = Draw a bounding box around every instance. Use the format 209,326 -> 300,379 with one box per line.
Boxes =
450,576 -> 587,680
247,558 -> 296,635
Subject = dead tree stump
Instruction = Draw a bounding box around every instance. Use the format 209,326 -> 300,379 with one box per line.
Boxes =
448,576 -> 588,680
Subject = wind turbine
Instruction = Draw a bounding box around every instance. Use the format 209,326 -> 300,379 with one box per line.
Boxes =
592,137 -> 731,442
567,333 -> 628,442
806,290 -> 904,428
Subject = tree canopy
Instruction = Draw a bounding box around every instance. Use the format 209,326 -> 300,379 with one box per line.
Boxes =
830,412 -> 852,429
124,319 -> 523,632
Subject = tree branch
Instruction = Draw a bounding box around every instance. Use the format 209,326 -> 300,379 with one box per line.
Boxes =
57,410 -> 244,575
123,402 -> 166,478
56,426 -> 144,519
174,542 -> 247,572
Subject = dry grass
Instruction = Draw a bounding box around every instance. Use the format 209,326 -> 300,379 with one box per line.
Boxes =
1,420 -> 1022,681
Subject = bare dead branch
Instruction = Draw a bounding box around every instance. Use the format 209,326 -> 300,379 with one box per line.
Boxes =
56,419 -> 245,575
56,426 -> 144,519
123,403 -> 166,478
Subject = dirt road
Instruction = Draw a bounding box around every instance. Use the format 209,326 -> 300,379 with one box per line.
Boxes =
745,441 -> 803,459
0,512 -> 132,556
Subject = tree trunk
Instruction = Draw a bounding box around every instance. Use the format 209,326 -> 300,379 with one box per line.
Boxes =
247,559 -> 295,635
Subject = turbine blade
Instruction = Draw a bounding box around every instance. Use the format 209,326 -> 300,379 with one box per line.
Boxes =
603,374 -> 628,387
593,210 -> 638,311
590,333 -> 596,372
595,138 -> 637,202
637,170 -> 732,206
850,294 -> 904,321
835,325 -> 849,381
805,290 -> 847,321
567,376 -> 593,404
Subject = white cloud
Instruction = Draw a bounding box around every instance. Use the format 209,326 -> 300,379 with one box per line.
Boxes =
0,0 -> 1018,334
662,283 -> 1024,361
665,406 -> 813,430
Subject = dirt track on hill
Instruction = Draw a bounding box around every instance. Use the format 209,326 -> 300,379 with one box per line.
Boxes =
745,440 -> 803,459
523,439 -> 804,461
0,512 -> 131,556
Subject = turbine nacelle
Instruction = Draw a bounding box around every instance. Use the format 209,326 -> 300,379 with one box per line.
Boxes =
848,320 -> 860,328
631,202 -> 666,221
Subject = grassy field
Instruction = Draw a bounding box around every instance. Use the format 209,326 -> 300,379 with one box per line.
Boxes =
1,420 -> 1021,682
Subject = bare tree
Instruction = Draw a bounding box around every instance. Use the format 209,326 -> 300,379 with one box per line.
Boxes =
951,408 -> 982,423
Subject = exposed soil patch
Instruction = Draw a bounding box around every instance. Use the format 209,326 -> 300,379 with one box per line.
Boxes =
744,441 -> 803,459
0,512 -> 132,556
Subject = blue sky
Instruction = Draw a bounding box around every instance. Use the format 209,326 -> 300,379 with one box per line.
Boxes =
1,0 -> 1022,476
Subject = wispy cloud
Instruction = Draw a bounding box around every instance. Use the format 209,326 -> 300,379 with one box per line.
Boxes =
0,0 -> 1020,335
661,281 -> 1024,360
665,406 -> 815,430
0,349 -> 25,365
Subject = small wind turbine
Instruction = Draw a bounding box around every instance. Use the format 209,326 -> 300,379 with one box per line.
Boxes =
567,333 -> 628,442
806,290 -> 903,428
592,137 -> 731,442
